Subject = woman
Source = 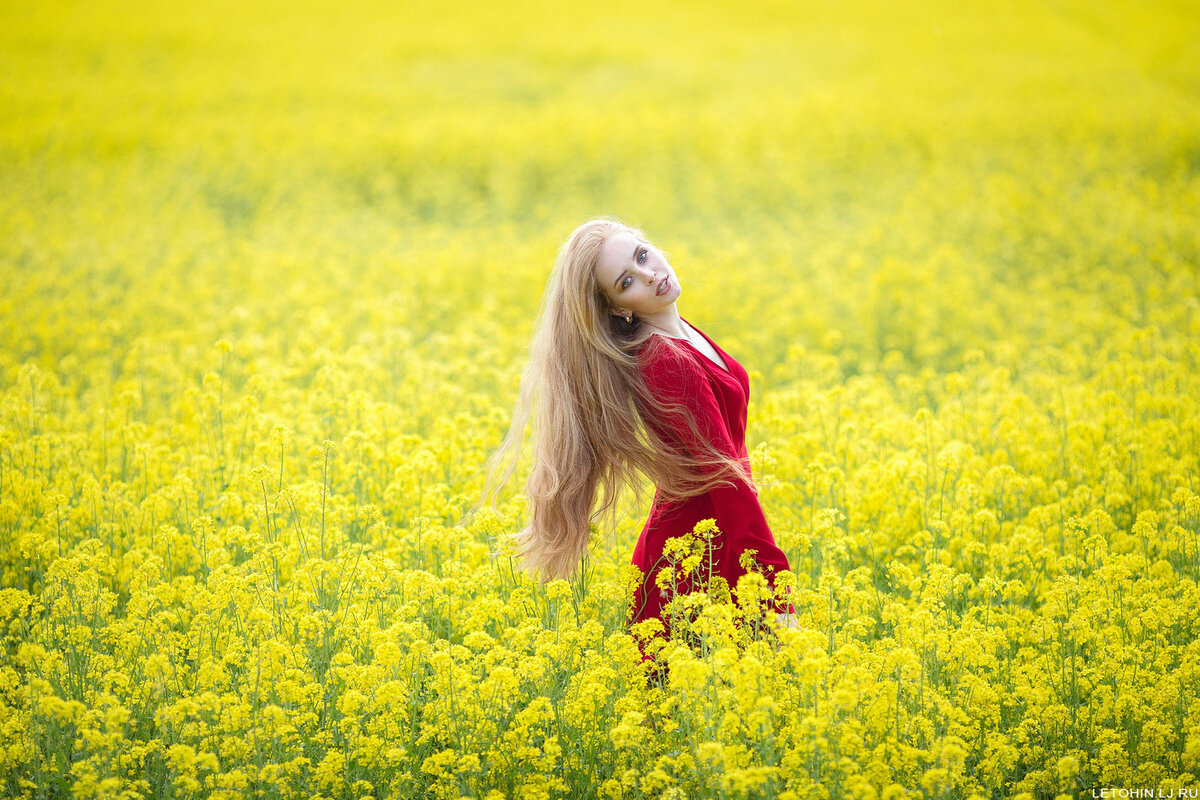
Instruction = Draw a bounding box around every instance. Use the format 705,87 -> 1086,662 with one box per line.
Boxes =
475,218 -> 794,636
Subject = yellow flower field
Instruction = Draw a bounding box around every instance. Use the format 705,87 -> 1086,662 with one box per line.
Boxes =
2,0 -> 1199,797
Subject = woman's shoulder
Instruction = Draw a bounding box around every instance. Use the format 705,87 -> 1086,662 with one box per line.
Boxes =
637,333 -> 702,383
637,332 -> 685,363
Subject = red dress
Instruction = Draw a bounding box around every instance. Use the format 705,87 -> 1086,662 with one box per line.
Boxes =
628,316 -> 794,630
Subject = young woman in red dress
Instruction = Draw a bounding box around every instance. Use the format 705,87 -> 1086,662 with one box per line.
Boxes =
477,218 -> 794,636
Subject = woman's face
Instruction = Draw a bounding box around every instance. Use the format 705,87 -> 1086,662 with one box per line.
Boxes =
594,229 -> 681,320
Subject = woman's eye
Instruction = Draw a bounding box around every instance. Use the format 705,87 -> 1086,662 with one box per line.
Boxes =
637,248 -> 647,264
621,275 -> 632,290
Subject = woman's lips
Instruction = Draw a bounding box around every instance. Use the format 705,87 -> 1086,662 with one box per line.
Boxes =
656,276 -> 670,296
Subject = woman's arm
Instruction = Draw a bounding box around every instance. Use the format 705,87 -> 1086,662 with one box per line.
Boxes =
641,341 -> 745,472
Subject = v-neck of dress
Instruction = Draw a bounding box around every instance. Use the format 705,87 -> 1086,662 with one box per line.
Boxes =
676,317 -> 731,374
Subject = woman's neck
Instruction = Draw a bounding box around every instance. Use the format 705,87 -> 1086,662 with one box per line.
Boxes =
639,307 -> 687,340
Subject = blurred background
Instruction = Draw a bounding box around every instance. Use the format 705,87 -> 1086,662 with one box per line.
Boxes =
4,0 -> 1197,380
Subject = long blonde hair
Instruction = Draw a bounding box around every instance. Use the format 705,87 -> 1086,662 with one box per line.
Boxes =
468,218 -> 753,582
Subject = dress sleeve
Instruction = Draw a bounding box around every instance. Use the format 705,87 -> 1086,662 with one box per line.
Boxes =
640,341 -> 744,472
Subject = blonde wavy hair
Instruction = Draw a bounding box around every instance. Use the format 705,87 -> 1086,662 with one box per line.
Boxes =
467,218 -> 753,582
